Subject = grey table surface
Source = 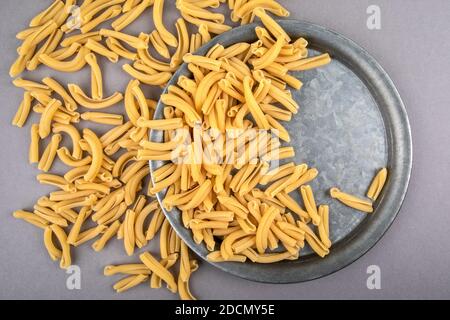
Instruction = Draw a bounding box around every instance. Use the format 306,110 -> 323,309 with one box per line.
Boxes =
0,0 -> 449,300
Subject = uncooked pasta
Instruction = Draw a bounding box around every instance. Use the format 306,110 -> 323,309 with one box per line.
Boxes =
8,0 -> 385,301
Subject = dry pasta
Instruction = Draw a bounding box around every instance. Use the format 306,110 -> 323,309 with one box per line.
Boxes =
330,187 -> 374,213
140,251 -> 177,293
68,84 -> 124,109
367,168 -> 388,201
81,112 -> 124,126
9,0 -> 385,301
153,0 -> 178,47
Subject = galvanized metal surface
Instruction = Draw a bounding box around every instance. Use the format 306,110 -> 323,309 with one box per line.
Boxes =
150,20 -> 412,283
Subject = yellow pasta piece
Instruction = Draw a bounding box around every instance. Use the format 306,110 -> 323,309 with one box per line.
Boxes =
104,264 -> 152,276
161,93 -> 201,124
180,11 -> 232,34
52,123 -> 82,159
84,53 -> 103,100
48,43 -> 81,61
42,77 -> 77,112
242,76 -> 270,129
50,224 -> 71,269
297,221 -> 329,258
10,45 -> 36,77
367,168 -> 388,201
122,64 -> 172,86
256,206 -> 279,253
120,161 -> 148,183
275,191 -> 309,220
99,29 -> 148,49
16,26 -> 40,41
171,18 -> 190,68
13,210 -> 49,229
159,219 -> 171,259
153,0 -> 178,47
111,152 -> 137,179
135,200 -> 159,248
79,0 -> 125,24
44,226 -> 62,261
220,42 -> 250,59
178,259 -> 197,300
113,0 -> 153,31
150,253 -> 179,289
81,112 -> 124,126
60,32 -> 102,47
253,36 -> 285,70
318,205 -> 331,249
12,92 -> 33,128
96,200 -> 127,225
300,185 -> 321,226
183,53 -> 222,71
113,274 -> 149,293
82,128 -> 104,182
68,84 -> 123,109
72,225 -> 107,247
189,220 -> 228,230
217,194 -> 249,219
57,148 -> 90,168
37,173 -> 75,192
243,249 -> 298,263
29,0 -> 65,27
122,209 -> 136,256
81,5 -> 122,34
194,70 -> 226,111
39,46 -> 90,72
284,53 -> 331,71
19,20 -> 58,56
39,99 -> 62,139
330,187 -> 374,213
149,30 -> 170,59
38,133 -> 61,172
285,168 -> 319,193
105,37 -> 137,60
207,251 -> 247,262
265,164 -> 306,197
84,39 -> 119,63
140,252 -> 177,293
266,83 -> 298,114
146,209 -> 165,240
27,29 -> 64,71
12,78 -> 51,94
136,117 -> 184,130
124,166 -> 149,205
177,1 -> 225,23
33,205 -> 67,227
253,8 -> 290,42
198,24 -> 211,44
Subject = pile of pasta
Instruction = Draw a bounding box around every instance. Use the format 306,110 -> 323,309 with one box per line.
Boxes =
10,0 -> 387,300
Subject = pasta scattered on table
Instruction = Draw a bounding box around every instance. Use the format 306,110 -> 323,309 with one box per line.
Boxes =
9,0 -> 387,300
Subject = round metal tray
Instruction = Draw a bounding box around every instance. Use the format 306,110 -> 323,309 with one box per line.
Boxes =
149,20 -> 412,283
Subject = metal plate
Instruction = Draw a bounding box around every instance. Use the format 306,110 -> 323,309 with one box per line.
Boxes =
149,20 -> 412,283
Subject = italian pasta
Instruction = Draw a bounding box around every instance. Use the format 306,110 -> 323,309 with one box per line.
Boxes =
367,168 -> 388,201
330,187 -> 374,213
9,0 -> 384,301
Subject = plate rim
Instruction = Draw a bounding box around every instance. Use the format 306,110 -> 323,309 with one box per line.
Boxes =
149,19 -> 413,284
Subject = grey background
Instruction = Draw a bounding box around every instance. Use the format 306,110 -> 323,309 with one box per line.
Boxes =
0,0 -> 449,299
